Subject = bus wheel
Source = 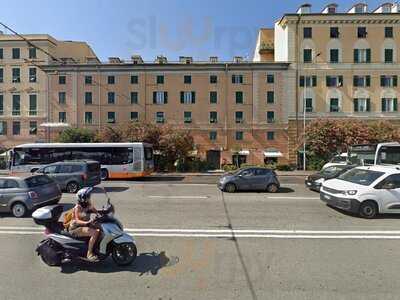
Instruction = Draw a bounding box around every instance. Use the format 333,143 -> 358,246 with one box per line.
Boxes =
101,169 -> 109,181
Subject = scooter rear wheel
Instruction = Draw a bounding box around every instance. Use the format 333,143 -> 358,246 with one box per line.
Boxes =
111,242 -> 137,266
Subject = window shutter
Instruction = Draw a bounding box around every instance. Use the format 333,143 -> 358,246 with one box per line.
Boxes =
326,76 -> 330,87
153,92 -> 157,104
191,92 -> 196,103
353,76 -> 358,87
312,76 -> 317,87
394,98 -> 398,111
381,76 -> 385,87
393,76 -> 398,87
366,49 -> 371,63
164,92 -> 168,103
382,99 -> 387,112
354,98 -> 359,112
366,76 -> 371,87
366,98 -> 371,112
180,91 -> 184,103
338,76 -> 343,87
299,76 -> 305,87
231,75 -> 235,84
354,49 -> 359,63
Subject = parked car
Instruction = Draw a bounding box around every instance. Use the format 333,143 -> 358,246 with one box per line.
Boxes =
218,167 -> 280,193
0,174 -> 61,217
320,165 -> 400,219
35,160 -> 101,193
305,165 -> 355,192
322,153 -> 348,170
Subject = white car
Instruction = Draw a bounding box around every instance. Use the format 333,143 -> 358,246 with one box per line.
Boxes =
321,153 -> 348,170
320,165 -> 400,218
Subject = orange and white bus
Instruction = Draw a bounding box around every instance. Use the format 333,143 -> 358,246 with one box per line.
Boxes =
10,143 -> 154,179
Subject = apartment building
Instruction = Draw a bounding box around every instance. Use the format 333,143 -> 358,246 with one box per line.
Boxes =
254,2 -> 400,164
41,56 -> 293,168
0,33 -> 98,147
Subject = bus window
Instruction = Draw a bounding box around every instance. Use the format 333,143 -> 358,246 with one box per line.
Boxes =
112,148 -> 133,165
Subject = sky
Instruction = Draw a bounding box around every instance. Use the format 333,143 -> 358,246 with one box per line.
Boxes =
0,0 -> 387,62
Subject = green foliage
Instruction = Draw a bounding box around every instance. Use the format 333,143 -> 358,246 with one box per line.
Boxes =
275,164 -> 293,171
176,158 -> 213,172
307,156 -> 326,171
222,164 -> 238,172
57,127 -> 95,143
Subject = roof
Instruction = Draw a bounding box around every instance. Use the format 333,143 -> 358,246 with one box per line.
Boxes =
55,40 -> 99,63
0,34 -> 57,45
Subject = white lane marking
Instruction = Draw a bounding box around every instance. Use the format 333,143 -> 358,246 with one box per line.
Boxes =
266,196 -> 320,200
148,196 -> 209,199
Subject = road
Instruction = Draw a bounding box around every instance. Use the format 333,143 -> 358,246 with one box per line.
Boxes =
1,176 -> 400,300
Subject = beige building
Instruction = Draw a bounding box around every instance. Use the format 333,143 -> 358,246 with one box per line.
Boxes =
255,2 -> 400,164
0,33 -> 98,147
41,56 -> 293,167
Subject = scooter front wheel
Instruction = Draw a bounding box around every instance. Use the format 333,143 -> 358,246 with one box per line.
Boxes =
111,242 -> 137,266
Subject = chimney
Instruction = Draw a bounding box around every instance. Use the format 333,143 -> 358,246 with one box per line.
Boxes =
131,55 -> 143,64
155,55 -> 168,64
297,3 -> 311,14
179,56 -> 193,64
233,56 -> 244,63
108,57 -> 122,64
209,56 -> 218,63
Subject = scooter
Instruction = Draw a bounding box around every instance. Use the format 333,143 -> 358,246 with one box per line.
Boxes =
32,198 -> 137,267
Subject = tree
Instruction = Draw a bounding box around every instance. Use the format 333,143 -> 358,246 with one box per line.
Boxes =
57,127 -> 95,143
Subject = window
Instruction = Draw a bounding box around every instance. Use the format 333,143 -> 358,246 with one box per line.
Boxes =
0,121 -> 6,135
267,74 -> 274,83
209,111 -> 218,123
353,75 -> 371,87
184,75 -> 191,84
385,27 -> 393,38
29,47 -> 37,59
385,49 -> 394,63
267,131 -> 274,140
357,27 -> 367,38
326,75 -> 343,87
330,98 -> 339,112
354,98 -> 370,112
59,112 -> 66,123
29,121 -> 37,135
29,68 -> 37,83
209,131 -> 217,141
12,95 -> 20,116
130,111 -> 139,122
232,74 -> 243,84
184,111 -> 192,123
210,91 -> 217,104
235,131 -> 243,141
235,91 -> 243,104
58,92 -> 66,104
299,75 -> 317,87
303,27 -> 312,39
0,68 -> 3,83
381,75 -> 397,87
210,75 -> 218,84
305,98 -> 313,112
29,94 -> 37,116
58,75 -> 66,85
0,95 -> 3,115
12,121 -> 20,135
108,92 -> 115,104
330,49 -> 339,63
85,76 -> 92,85
156,112 -> 165,123
12,48 -> 20,59
330,27 -> 340,38
107,75 -> 115,84
0,49 -> 3,59
107,112 -> 116,123
267,91 -> 274,103
85,112 -> 93,124
130,92 -> 138,104
153,91 -> 168,104
180,91 -> 196,104
382,98 -> 398,112
235,111 -> 243,123
130,75 -> 138,84
12,68 -> 20,83
376,174 -> 400,190
267,111 -> 275,123
354,49 -> 371,63
303,49 -> 312,63
84,92 -> 92,104
156,75 -> 164,84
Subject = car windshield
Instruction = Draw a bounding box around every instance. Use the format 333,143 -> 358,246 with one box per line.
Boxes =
337,168 -> 384,186
320,166 -> 343,176
331,156 -> 347,163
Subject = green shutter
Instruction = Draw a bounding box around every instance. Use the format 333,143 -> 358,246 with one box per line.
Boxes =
381,76 -> 385,87
366,76 -> 371,87
354,49 -> 359,63
153,92 -> 157,104
382,99 -> 387,112
338,76 -> 343,87
312,76 -> 317,87
366,49 -> 371,63
164,92 -> 168,104
326,76 -> 330,87
394,98 -> 398,111
393,76 -> 398,87
354,98 -> 359,112
180,91 -> 184,103
353,76 -> 358,87
299,76 -> 304,87
191,92 -> 196,103
366,98 -> 371,112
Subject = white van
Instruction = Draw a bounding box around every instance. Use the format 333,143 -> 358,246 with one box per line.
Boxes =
320,165 -> 400,218
321,153 -> 348,170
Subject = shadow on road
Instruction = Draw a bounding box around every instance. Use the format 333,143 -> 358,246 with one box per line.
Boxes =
93,186 -> 130,193
327,204 -> 400,220
60,251 -> 179,275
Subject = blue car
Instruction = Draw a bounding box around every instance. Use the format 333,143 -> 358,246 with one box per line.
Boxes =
218,167 -> 280,193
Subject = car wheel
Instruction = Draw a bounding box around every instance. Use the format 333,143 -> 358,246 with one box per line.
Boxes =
12,202 -> 27,218
266,183 -> 279,193
359,201 -> 378,219
66,181 -> 80,193
101,169 -> 109,181
224,183 -> 236,193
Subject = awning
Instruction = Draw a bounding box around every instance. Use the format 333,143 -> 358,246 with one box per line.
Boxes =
264,150 -> 283,158
40,122 -> 70,128
238,150 -> 250,155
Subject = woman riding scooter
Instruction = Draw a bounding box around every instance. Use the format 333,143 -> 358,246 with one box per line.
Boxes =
68,187 -> 100,262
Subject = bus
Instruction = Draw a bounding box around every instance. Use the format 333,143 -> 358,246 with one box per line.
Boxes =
9,143 -> 154,180
348,142 -> 400,166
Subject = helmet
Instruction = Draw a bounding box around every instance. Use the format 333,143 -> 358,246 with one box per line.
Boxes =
76,187 -> 93,208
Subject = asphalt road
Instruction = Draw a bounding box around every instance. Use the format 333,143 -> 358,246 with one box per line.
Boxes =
1,176 -> 400,300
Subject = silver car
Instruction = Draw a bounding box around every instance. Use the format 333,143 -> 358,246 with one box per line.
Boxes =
0,174 -> 62,217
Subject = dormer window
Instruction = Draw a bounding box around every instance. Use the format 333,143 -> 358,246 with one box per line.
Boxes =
354,4 -> 367,13
328,6 -> 336,13
382,4 -> 391,13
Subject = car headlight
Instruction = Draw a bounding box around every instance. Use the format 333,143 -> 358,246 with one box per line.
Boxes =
346,190 -> 357,196
315,178 -> 325,184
